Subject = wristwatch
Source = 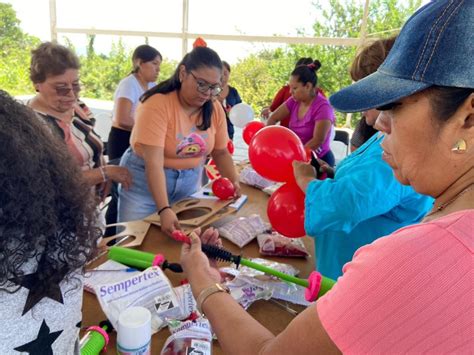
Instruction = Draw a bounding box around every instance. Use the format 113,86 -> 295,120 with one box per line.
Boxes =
196,283 -> 230,315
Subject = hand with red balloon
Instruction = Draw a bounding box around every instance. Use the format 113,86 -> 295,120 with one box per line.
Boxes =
242,121 -> 265,145
212,177 -> 237,200
248,126 -> 306,183
267,182 -> 306,238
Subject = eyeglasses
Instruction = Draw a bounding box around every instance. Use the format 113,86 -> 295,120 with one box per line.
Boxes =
189,72 -> 222,97
52,83 -> 81,96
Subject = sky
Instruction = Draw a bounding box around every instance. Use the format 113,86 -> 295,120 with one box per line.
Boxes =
6,0 -> 321,64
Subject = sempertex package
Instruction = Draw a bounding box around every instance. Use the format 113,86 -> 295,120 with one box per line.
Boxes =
94,266 -> 181,333
161,318 -> 212,355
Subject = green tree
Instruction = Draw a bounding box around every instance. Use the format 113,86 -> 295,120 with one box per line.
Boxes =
232,0 -> 421,126
0,2 -> 40,95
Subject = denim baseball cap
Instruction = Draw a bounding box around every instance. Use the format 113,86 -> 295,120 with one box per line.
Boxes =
330,0 -> 474,113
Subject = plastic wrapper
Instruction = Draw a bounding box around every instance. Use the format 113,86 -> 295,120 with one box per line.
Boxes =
94,266 -> 183,333
239,166 -> 275,189
161,318 -> 212,355
171,284 -> 198,320
257,232 -> 310,258
216,214 -> 270,248
224,277 -> 272,310
221,259 -> 312,307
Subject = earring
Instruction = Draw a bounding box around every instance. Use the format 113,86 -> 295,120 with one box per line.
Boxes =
451,138 -> 467,153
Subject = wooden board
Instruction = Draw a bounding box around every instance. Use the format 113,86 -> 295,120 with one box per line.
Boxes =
144,197 -> 234,227
98,220 -> 151,248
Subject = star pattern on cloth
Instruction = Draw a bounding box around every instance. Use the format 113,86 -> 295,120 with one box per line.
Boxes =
8,253 -> 68,316
14,319 -> 62,354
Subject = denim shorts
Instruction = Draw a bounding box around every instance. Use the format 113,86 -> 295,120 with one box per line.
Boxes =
117,148 -> 202,222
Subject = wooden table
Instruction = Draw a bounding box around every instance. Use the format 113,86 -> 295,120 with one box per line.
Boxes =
82,184 -> 315,354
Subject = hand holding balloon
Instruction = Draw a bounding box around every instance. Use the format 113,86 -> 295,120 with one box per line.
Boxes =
248,126 -> 306,183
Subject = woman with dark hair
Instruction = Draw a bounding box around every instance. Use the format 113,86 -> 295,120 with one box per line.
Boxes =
349,37 -> 396,152
180,1 -> 473,353
118,46 -> 240,235
107,44 -> 162,160
267,60 -> 336,167
216,61 -> 242,140
261,57 -> 325,127
0,90 -> 101,353
27,42 -> 132,197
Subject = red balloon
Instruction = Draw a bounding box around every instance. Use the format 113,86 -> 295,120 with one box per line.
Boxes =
242,121 -> 265,145
267,183 -> 306,238
212,177 -> 235,200
205,159 -> 220,180
248,126 -> 306,183
227,140 -> 235,155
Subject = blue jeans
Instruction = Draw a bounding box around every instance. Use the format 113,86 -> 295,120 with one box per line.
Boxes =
118,148 -> 202,222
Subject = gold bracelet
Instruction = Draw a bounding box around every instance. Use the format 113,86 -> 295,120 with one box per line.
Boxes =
196,283 -> 230,315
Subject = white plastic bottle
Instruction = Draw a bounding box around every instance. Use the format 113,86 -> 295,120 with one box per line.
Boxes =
116,306 -> 152,355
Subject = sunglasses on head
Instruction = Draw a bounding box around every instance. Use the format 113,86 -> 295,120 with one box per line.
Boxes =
53,83 -> 81,96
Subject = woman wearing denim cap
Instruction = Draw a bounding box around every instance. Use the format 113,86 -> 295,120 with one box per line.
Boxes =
289,36 -> 433,280
179,1 -> 473,353
118,47 -> 240,235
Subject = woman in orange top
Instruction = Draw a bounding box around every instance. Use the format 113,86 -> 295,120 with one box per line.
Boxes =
118,47 -> 240,235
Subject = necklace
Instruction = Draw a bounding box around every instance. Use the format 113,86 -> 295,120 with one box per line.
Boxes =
424,183 -> 474,217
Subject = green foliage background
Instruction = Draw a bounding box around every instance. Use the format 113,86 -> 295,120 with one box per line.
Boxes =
1,0 -> 420,126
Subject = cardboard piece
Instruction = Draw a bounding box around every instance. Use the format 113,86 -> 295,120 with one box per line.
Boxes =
98,220 -> 151,249
144,197 -> 234,227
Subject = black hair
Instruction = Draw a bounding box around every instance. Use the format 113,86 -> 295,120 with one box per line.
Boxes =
295,57 -> 313,68
131,45 -> 162,74
141,46 -> 223,131
222,61 -> 231,72
291,59 -> 322,87
0,90 -> 100,295
425,86 -> 474,123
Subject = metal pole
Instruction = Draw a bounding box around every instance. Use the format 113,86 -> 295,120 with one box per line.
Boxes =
181,0 -> 189,57
345,0 -> 370,128
49,0 -> 57,41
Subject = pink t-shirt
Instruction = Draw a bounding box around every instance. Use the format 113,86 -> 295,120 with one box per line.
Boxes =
317,209 -> 473,353
285,93 -> 335,157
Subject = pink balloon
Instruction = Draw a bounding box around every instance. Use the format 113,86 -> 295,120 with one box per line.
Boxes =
267,182 -> 306,238
249,126 -> 306,183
